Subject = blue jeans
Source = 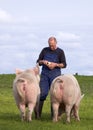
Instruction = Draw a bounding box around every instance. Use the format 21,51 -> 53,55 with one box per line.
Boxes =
40,69 -> 61,101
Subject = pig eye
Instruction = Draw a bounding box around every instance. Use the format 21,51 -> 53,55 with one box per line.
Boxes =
59,80 -> 63,83
18,79 -> 25,82
56,79 -> 63,83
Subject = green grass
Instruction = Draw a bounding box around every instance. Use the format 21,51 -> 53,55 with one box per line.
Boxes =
0,74 -> 93,130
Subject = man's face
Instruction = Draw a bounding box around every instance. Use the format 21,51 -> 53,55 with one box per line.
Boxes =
48,39 -> 57,51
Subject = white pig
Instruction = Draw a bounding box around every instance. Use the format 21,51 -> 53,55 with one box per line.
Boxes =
50,74 -> 84,123
13,64 -> 40,121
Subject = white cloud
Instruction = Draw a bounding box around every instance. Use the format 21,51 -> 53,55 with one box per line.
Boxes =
0,34 -> 12,41
56,31 -> 81,50
57,32 -> 80,41
0,8 -> 12,23
0,4 -> 93,75
0,8 -> 31,25
0,28 -> 92,75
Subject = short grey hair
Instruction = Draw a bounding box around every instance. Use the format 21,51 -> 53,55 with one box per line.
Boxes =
48,36 -> 57,43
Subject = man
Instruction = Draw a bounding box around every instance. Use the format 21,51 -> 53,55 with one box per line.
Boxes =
37,36 -> 67,118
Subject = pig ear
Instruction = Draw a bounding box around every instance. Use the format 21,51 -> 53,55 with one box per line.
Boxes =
15,69 -> 23,75
33,63 -> 40,75
54,78 -> 64,84
26,69 -> 34,74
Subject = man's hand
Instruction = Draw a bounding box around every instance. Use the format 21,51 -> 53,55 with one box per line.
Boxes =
39,60 -> 61,69
47,62 -> 57,69
39,60 -> 48,65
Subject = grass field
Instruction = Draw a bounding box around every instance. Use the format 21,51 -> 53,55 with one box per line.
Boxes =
0,74 -> 93,130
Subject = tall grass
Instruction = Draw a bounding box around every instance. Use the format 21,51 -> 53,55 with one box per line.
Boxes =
0,74 -> 93,130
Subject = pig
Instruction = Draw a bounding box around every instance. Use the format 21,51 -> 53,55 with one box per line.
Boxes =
13,64 -> 40,121
50,74 -> 84,123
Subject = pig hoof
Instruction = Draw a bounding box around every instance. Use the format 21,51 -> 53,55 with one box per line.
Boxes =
28,119 -> 32,122
58,116 -> 62,120
53,118 -> 58,122
21,117 -> 25,121
76,118 -> 80,121
66,120 -> 70,123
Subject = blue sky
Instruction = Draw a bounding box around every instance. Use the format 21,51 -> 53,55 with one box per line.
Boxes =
0,0 -> 93,75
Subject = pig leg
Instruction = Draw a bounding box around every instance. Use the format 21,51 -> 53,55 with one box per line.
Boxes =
34,101 -> 40,119
19,103 -> 26,121
58,105 -> 62,120
52,103 -> 59,122
70,106 -> 75,118
34,95 -> 40,119
65,105 -> 73,123
58,103 -> 65,120
28,103 -> 35,121
73,104 -> 80,121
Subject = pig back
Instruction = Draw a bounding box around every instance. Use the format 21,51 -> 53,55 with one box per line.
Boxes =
50,74 -> 81,105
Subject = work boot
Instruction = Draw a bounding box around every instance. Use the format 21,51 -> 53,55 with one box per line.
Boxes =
38,101 -> 44,118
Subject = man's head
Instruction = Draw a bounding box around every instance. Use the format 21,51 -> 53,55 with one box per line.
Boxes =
48,37 -> 57,50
